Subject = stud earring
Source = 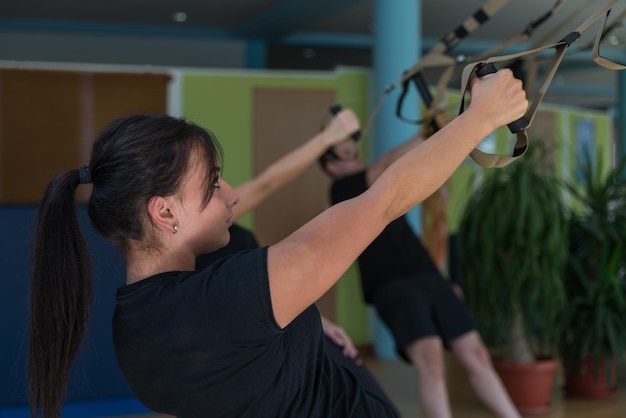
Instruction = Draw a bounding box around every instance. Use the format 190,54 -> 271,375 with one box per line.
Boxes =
173,225 -> 179,234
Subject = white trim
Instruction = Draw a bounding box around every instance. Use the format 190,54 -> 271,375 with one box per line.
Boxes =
167,70 -> 183,117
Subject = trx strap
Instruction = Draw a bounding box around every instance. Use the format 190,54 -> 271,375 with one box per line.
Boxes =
462,0 -> 570,96
592,8 -> 626,70
519,0 -> 604,101
396,0 -> 512,127
569,6 -> 626,57
396,0 -> 568,131
458,0 -> 622,169
467,0 -> 567,62
330,0 -> 513,141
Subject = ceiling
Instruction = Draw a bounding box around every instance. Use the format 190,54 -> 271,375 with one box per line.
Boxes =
1,0 -> 625,110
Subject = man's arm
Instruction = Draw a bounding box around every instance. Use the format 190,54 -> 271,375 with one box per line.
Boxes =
233,109 -> 359,220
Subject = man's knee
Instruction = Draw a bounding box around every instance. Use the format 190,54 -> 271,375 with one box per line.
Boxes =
450,331 -> 493,370
405,337 -> 446,378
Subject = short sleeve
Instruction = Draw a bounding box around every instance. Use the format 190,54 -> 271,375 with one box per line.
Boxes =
206,247 -> 283,346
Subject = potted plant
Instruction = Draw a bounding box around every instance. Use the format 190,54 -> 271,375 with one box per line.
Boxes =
560,151 -> 626,399
458,143 -> 569,414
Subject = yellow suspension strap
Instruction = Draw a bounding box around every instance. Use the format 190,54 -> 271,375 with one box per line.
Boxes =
470,0 -> 568,61
458,0 -> 623,169
565,6 -> 626,59
329,0 -> 516,142
395,0 -> 512,130
424,0 -> 570,133
524,2 -> 626,96
517,0 -> 605,101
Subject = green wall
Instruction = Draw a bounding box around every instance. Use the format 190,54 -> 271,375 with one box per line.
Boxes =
444,99 -> 613,234
179,68 -> 614,347
180,68 -> 372,344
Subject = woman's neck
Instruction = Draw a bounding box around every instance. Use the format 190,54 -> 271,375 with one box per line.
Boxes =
125,246 -> 195,284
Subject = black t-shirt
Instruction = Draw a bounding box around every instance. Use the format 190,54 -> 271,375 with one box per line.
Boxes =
113,247 -> 397,418
195,224 -> 260,270
330,171 -> 441,301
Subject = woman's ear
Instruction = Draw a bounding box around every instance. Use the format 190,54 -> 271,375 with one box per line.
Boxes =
147,195 -> 177,233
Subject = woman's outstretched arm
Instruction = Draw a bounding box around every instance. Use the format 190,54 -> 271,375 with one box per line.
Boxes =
267,69 -> 528,328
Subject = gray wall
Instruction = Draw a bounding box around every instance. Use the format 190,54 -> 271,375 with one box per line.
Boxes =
0,29 -> 247,68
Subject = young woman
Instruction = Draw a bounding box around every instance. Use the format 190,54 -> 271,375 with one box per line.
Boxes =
29,68 -> 527,418
194,114 -> 396,410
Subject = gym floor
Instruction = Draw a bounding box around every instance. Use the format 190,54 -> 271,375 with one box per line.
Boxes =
364,354 -> 626,417
110,353 -> 626,418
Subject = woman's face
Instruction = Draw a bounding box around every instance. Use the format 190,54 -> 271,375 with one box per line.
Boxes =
175,150 -> 239,255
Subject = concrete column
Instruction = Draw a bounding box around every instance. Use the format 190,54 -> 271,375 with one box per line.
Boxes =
618,71 -> 626,176
371,0 -> 421,359
246,39 -> 267,69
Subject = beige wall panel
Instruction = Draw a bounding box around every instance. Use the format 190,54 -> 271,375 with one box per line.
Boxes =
0,70 -> 169,203
252,87 -> 337,319
0,69 -> 81,202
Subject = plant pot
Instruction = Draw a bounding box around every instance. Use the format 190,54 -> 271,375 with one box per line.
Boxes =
564,353 -> 617,399
494,358 -> 558,415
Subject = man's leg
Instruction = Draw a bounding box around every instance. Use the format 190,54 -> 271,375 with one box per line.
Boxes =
449,331 -> 521,418
404,336 -> 452,418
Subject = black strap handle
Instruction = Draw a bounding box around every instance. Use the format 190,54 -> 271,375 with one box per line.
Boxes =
394,72 -> 442,134
475,63 -> 529,133
329,104 -> 361,141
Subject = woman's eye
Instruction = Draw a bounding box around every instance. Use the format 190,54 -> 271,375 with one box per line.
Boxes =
211,177 -> 221,188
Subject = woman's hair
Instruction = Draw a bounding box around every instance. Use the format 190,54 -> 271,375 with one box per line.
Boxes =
28,114 -> 222,418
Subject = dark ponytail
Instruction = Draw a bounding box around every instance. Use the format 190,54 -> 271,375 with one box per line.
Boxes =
27,114 -> 222,418
29,170 -> 93,418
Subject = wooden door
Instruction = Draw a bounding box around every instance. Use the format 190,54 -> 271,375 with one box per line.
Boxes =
252,87 -> 337,320
0,69 -> 169,203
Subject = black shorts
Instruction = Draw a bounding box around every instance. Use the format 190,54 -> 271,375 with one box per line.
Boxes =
369,274 -> 477,363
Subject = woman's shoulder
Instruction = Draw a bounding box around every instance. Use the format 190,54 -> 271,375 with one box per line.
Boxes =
201,246 -> 267,277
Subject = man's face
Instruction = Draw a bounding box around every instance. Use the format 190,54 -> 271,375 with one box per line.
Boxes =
330,141 -> 360,162
325,141 -> 365,179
